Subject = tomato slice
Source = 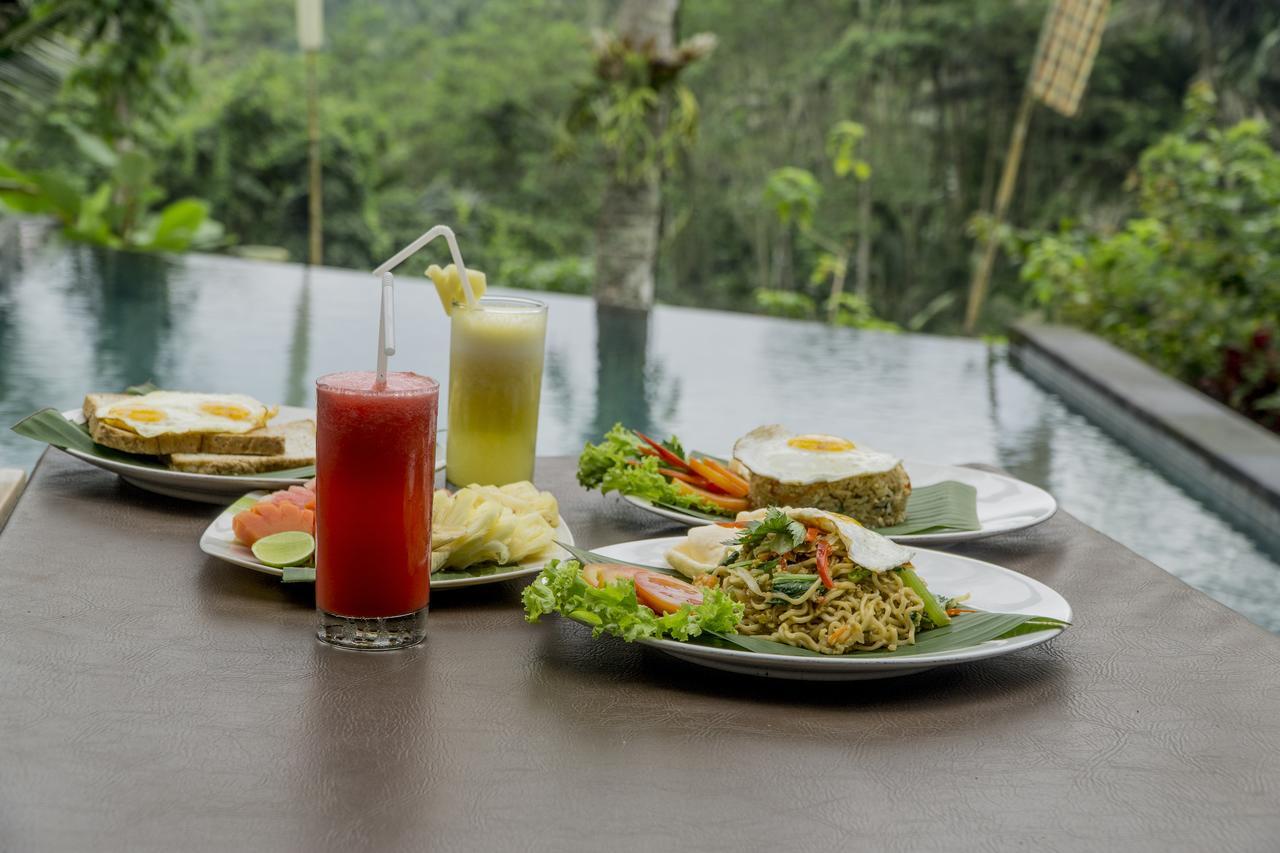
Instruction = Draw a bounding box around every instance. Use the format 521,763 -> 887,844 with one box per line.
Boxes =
581,563 -> 649,588
633,571 -> 704,614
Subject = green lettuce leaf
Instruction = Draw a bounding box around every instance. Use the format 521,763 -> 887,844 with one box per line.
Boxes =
576,423 -> 643,488
522,559 -> 743,642
576,423 -> 721,515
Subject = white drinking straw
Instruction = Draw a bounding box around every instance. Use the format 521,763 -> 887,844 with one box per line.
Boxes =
375,272 -> 396,388
372,225 -> 477,307
370,224 -> 476,384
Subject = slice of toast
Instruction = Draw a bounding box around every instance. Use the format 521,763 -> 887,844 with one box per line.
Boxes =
83,393 -> 288,456
165,420 -> 315,475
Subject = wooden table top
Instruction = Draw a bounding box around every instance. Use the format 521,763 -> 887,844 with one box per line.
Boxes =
2,451 -> 1279,852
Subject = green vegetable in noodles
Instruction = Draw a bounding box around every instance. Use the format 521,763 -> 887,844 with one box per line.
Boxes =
899,566 -> 950,628
769,573 -> 820,600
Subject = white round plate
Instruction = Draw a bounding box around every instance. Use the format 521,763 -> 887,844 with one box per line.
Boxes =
57,407 -> 446,504
622,460 -> 1057,545
199,490 -> 574,590
590,536 -> 1070,680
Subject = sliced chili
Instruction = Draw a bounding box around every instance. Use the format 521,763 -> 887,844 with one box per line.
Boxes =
635,431 -> 690,470
815,539 -> 834,589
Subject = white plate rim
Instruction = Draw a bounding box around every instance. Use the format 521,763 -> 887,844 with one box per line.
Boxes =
591,535 -> 1070,674
199,489 -> 574,590
620,460 -> 1057,544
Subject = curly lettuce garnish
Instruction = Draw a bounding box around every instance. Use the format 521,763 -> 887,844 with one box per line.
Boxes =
576,423 -> 720,515
522,559 -> 742,642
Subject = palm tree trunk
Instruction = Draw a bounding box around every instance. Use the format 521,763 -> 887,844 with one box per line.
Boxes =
595,163 -> 661,310
593,0 -> 680,311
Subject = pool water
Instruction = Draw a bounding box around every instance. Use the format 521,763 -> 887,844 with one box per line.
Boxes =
2,224 -> 1277,632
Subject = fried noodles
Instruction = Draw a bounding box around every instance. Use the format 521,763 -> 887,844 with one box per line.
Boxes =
722,568 -> 924,653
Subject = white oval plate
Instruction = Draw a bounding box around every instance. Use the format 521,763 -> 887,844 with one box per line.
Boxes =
199,490 -> 574,590
57,407 -> 445,504
591,536 -> 1070,680
622,460 -> 1057,545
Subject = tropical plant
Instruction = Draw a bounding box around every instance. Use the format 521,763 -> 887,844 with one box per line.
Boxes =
0,132 -> 223,251
0,0 -> 219,253
1019,83 -> 1280,431
1,0 -> 190,143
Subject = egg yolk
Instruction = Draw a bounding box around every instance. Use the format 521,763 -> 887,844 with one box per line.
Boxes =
787,435 -> 855,453
114,407 -> 165,423
199,403 -> 252,420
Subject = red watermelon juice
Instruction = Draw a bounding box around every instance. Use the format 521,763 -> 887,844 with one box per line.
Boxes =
314,370 -> 438,649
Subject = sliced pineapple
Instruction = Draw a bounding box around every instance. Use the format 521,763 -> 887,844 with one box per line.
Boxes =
426,263 -> 487,315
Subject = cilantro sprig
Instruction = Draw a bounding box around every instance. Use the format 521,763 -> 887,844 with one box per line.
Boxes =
735,508 -> 807,557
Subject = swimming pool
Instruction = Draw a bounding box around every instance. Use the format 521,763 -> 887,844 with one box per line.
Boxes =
2,224 -> 1277,631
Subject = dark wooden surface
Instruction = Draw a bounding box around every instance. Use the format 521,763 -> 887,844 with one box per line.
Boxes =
2,451 -> 1279,852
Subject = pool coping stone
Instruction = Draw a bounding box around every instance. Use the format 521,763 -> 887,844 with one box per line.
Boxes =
1010,320 -> 1280,556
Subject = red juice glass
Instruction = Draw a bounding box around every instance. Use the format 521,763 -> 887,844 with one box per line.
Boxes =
315,371 -> 438,650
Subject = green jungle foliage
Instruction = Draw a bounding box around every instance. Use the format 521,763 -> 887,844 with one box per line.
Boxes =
0,0 -> 222,250
1019,83 -> 1280,431
1,1 -> 1277,352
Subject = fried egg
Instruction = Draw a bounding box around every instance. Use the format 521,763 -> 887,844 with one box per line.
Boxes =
96,391 -> 273,438
665,506 -> 914,577
778,507 -> 914,572
732,424 -> 900,485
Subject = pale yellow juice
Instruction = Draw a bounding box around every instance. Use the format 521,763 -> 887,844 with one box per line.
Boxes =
446,295 -> 548,485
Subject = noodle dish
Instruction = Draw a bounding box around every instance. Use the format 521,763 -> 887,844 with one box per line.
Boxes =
523,506 -> 1067,659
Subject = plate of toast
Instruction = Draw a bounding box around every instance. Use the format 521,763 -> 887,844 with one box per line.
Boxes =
61,391 -> 320,503
15,388 -> 446,503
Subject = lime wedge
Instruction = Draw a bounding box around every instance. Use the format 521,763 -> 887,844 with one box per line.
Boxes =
252,531 -> 315,568
426,263 -> 487,315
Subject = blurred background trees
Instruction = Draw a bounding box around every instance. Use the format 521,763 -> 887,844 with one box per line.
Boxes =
0,0 -> 1277,345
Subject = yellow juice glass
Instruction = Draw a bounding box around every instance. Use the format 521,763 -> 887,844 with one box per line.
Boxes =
446,295 -> 548,485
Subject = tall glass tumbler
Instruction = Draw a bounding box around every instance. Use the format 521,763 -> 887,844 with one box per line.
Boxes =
446,296 -> 548,486
315,371 -> 438,650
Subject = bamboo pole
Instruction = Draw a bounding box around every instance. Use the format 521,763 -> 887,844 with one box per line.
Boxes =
963,86 -> 1035,334
306,49 -> 323,266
